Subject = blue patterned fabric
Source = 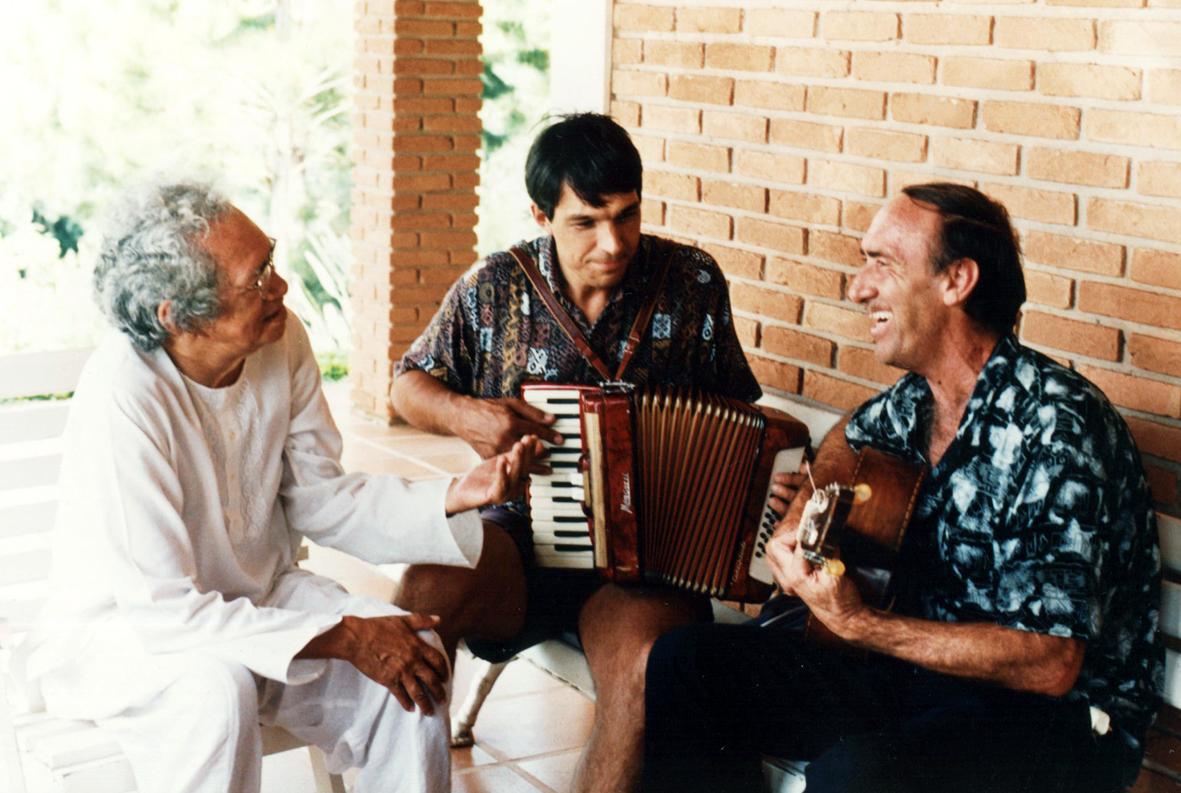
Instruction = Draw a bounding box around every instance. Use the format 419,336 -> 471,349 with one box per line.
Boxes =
846,334 -> 1163,763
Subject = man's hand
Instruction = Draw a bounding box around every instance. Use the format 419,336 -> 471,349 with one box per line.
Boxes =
768,469 -> 810,538
445,434 -> 546,514
460,397 -> 563,458
766,530 -> 866,638
298,614 -> 450,714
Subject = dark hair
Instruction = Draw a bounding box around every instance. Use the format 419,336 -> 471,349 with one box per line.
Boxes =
902,182 -> 1027,336
525,113 -> 643,219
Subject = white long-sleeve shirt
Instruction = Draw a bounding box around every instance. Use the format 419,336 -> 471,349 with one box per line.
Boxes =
16,314 -> 481,717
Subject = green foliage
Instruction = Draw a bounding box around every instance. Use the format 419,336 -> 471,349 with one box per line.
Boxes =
316,349 -> 349,382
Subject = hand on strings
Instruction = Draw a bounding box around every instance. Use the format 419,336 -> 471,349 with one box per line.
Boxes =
461,397 -> 564,458
766,533 -> 865,638
446,434 -> 546,514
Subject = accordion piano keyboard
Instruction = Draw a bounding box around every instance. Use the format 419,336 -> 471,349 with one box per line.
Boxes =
523,387 -> 595,569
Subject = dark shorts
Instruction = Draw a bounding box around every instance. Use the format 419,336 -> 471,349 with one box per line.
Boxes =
464,506 -> 604,663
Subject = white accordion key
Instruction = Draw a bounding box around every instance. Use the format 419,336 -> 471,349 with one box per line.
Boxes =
748,446 -> 806,584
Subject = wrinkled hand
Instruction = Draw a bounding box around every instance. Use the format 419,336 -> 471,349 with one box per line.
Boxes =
461,397 -> 563,458
446,435 -> 546,514
765,532 -> 865,639
341,614 -> 449,714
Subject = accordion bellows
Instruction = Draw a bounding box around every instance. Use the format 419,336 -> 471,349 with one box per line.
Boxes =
524,383 -> 810,602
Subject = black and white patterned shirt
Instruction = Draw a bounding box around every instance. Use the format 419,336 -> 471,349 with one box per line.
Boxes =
846,334 -> 1163,767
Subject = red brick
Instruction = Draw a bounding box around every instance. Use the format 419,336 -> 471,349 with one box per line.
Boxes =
1099,20 -> 1181,57
983,101 -> 1081,140
763,325 -> 836,366
803,370 -> 881,412
747,355 -> 803,394
995,16 -> 1096,51
1020,310 -> 1120,361
705,43 -> 775,72
646,171 -> 700,202
1025,148 -> 1129,189
766,257 -> 845,299
734,80 -> 806,112
904,13 -> 992,45
644,41 -> 703,69
669,204 -> 731,239
944,57 -> 1034,91
1131,249 -> 1181,290
1138,162 -> 1181,199
702,180 -> 767,213
1022,231 -> 1123,276
807,86 -> 887,120
1088,197 -> 1181,245
932,138 -> 1020,176
891,93 -> 977,129
676,5 -> 742,33
615,4 -> 675,31
730,283 -> 804,324
846,128 -> 927,163
703,110 -> 768,143
768,119 -> 843,152
734,316 -> 759,348
981,183 -> 1077,225
1147,69 -> 1181,105
642,104 -> 701,134
1038,62 -> 1141,100
642,198 -> 665,227
838,346 -> 906,385
631,133 -> 665,164
842,201 -> 884,233
1129,333 -> 1181,378
1077,365 -> 1181,417
1128,418 -> 1181,465
735,217 -> 807,254
804,301 -> 871,342
822,11 -> 899,42
769,190 -> 841,226
1079,281 -> 1181,331
1085,109 -> 1181,150
776,47 -> 850,79
668,141 -> 730,173
613,38 -> 643,65
852,52 -> 936,84
614,69 -> 667,98
746,8 -> 817,37
1144,462 -> 1178,505
809,231 -> 864,267
734,150 -> 806,185
703,244 -> 763,280
1025,269 -> 1074,309
613,100 -> 641,127
669,74 -> 733,105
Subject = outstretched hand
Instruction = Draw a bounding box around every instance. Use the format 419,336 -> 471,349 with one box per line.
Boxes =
461,397 -> 563,458
445,434 -> 546,515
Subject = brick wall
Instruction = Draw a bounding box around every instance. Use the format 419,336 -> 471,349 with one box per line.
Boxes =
611,0 -> 1181,513
350,0 -> 483,418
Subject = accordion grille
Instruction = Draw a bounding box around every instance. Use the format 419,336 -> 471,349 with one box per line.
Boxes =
635,388 -> 765,595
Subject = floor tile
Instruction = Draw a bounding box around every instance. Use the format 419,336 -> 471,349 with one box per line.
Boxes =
453,764 -> 547,793
450,743 -> 500,772
470,686 -> 595,760
516,748 -> 583,793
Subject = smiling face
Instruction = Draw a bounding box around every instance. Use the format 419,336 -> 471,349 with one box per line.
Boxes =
849,196 -> 954,375
532,183 -> 642,303
196,207 -> 289,362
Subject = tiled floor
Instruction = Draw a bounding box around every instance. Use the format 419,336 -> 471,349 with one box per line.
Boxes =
288,382 -> 595,793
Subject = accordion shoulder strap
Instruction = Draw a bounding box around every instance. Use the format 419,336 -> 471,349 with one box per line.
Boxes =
509,243 -> 673,381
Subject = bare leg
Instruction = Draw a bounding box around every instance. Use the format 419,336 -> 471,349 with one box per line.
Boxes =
392,521 -> 526,657
572,584 -> 711,793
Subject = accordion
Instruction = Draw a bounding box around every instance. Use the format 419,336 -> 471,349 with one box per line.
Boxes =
522,382 -> 810,602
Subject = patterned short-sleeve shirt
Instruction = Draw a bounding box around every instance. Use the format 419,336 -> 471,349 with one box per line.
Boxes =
398,233 -> 762,401
398,233 -> 762,514
846,335 -> 1163,767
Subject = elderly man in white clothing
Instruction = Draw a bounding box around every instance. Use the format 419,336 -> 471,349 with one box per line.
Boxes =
13,181 -> 540,793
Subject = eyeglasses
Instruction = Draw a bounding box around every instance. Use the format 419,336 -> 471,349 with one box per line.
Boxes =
241,238 -> 277,294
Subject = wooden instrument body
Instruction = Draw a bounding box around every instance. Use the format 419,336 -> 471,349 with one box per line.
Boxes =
797,447 -> 927,646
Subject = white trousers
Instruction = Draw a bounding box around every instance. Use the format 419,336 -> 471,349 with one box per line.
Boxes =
54,575 -> 451,793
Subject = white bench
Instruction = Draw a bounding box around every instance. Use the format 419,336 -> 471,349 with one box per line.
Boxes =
453,392 -> 1181,792
0,348 -> 345,793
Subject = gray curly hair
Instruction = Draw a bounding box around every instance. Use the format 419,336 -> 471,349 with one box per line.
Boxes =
92,181 -> 233,351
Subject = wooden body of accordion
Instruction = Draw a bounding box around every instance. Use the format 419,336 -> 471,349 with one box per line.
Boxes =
523,383 -> 810,603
